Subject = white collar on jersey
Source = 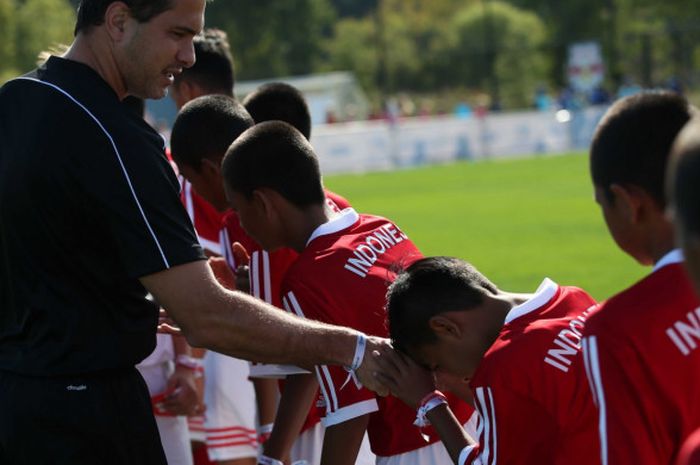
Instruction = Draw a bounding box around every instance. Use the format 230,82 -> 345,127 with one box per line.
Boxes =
652,248 -> 684,273
305,208 -> 359,246
503,277 -> 559,325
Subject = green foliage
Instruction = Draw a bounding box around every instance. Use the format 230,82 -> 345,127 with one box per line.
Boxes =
0,0 -> 18,83
321,0 -> 549,106
205,0 -> 335,80
446,1 -> 550,107
326,153 -> 646,300
15,0 -> 75,72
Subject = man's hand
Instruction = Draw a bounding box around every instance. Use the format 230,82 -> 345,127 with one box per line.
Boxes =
161,366 -> 202,416
373,350 -> 436,409
354,336 -> 395,397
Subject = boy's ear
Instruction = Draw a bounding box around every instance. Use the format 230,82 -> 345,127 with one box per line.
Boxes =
200,158 -> 221,180
251,189 -> 275,219
609,183 -> 644,224
428,315 -> 462,341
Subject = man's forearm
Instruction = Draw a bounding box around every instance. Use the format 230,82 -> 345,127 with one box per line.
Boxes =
191,288 -> 359,367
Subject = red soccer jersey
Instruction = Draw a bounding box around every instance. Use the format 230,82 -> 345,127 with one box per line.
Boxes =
181,180 -> 224,256
460,278 -> 599,465
281,209 -> 473,457
248,189 -> 349,309
246,191 -> 350,431
582,250 -> 700,465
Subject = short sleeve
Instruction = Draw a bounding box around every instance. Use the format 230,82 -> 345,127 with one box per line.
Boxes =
76,120 -> 205,278
281,284 -> 378,425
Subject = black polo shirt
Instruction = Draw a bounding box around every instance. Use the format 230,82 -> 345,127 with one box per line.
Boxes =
0,57 -> 206,376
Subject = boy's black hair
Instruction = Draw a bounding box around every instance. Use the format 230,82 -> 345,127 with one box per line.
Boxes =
75,0 -> 172,35
170,95 -> 253,170
221,121 -> 325,208
173,28 -> 235,95
386,256 -> 497,353
242,82 -> 312,140
590,90 -> 693,207
669,118 -> 700,236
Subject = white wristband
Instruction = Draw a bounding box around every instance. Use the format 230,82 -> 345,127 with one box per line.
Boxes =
258,423 -> 274,434
176,355 -> 203,370
340,333 -> 367,390
258,455 -> 284,465
413,395 -> 448,428
347,333 -> 367,371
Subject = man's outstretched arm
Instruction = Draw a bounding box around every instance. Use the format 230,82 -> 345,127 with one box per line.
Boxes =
141,260 -> 391,394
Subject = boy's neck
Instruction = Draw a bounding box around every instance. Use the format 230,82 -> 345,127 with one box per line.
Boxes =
290,203 -> 336,253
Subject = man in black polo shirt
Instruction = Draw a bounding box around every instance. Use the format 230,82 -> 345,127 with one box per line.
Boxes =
0,1 -> 391,463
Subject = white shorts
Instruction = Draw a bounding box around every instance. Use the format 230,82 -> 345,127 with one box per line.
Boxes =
136,356 -> 193,465
375,413 -> 479,465
203,351 -> 258,461
290,422 -> 324,465
288,425 -> 373,465
188,415 -> 206,443
156,415 -> 195,465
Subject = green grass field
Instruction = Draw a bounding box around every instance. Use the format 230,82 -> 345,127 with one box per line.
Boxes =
325,152 -> 647,301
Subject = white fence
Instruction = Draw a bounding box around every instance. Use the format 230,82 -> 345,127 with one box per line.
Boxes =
312,106 -> 609,174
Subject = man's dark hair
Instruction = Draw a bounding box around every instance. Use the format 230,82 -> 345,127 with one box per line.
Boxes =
221,121 -> 325,208
590,90 -> 693,207
171,95 -> 253,170
669,118 -> 700,236
75,0 -> 172,35
243,82 -> 312,140
173,28 -> 235,95
386,256 -> 497,353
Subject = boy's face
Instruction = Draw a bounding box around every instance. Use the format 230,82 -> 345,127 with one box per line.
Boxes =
594,185 -> 646,264
408,307 -> 495,382
226,187 -> 280,251
178,159 -> 226,211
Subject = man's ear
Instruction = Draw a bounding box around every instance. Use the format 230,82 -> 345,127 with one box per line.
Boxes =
609,183 -> 644,224
104,2 -> 131,41
428,315 -> 462,341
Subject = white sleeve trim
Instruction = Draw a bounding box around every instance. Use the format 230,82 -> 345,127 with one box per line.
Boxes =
321,398 -> 378,427
459,445 -> 478,465
583,335 -> 608,465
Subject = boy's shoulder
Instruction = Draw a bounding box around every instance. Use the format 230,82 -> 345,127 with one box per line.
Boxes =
586,263 -> 698,340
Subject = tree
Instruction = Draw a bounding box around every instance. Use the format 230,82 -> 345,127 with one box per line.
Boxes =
205,0 -> 335,80
15,0 -> 75,73
0,0 -> 17,83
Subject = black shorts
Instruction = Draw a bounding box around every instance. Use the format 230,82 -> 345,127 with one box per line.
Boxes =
0,367 -> 167,465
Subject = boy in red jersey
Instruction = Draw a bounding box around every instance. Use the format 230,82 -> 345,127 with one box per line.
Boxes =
376,256 -> 599,465
668,117 -> 700,297
242,82 -> 353,465
221,121 -> 474,465
171,95 -> 260,465
581,91 -> 700,465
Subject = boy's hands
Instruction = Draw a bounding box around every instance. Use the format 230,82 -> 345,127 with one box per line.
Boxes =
373,350 -> 436,409
231,242 -> 251,294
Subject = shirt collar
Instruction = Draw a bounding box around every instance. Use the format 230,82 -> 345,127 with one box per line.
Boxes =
504,278 -> 559,324
652,248 -> 684,272
306,208 -> 359,246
